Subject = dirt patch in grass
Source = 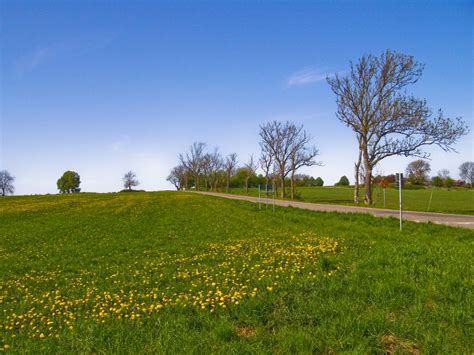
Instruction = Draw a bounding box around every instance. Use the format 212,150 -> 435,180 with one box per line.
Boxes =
235,326 -> 256,338
380,334 -> 420,354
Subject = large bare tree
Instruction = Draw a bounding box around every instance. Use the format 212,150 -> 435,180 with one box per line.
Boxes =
224,153 -> 238,192
327,50 -> 468,204
179,142 -> 206,190
0,170 -> 15,196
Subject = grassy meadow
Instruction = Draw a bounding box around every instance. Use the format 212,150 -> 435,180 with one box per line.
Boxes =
229,186 -> 474,215
0,191 -> 473,353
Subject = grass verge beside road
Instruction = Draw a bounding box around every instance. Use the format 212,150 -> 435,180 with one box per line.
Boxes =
228,186 -> 474,215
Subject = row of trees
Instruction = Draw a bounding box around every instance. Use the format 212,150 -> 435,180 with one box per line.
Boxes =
169,121 -> 324,198
405,160 -> 473,187
167,142 -> 240,192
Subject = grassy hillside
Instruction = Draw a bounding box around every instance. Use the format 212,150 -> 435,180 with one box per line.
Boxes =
229,186 -> 474,215
0,192 -> 473,353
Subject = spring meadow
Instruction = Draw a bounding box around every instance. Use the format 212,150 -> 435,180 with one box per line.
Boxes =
1,1 -> 473,354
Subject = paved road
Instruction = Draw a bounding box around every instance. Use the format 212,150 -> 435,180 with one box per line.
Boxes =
195,191 -> 474,230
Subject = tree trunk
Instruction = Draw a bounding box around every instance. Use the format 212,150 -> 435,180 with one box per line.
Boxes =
195,175 -> 200,191
226,175 -> 230,193
362,154 -> 373,205
354,150 -> 362,203
245,177 -> 249,193
290,171 -> 295,199
280,172 -> 285,198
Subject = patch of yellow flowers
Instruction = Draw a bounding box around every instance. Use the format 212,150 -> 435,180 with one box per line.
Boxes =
0,232 -> 341,351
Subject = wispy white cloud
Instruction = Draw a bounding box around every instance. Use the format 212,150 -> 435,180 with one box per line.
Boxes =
16,46 -> 58,73
15,33 -> 116,75
109,135 -> 131,152
287,68 -> 328,86
287,67 -> 343,87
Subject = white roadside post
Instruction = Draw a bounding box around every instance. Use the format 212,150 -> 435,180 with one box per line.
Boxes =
397,173 -> 403,231
273,184 -> 275,212
266,184 -> 268,210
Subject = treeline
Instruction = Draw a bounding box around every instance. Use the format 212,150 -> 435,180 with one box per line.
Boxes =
403,160 -> 473,188
168,123 -> 325,199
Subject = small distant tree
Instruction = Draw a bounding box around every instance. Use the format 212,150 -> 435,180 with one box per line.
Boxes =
259,149 -> 273,186
335,176 -> 350,186
432,169 -> 453,188
315,177 -> 324,186
123,171 -> 139,191
57,171 -> 81,193
431,176 -> 443,187
438,169 -> 450,181
444,177 -> 454,188
224,153 -> 238,192
406,159 -> 431,185
179,142 -> 206,190
244,155 -> 257,193
459,161 -> 474,187
0,170 -> 15,196
208,149 -> 223,191
167,165 -> 187,190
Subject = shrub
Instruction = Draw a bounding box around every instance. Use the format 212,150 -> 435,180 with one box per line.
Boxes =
431,176 -> 443,187
315,177 -> 324,186
335,176 -> 350,186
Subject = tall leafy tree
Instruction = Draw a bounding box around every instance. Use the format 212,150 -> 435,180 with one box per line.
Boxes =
0,170 -> 15,196
57,171 -> 81,193
327,49 -> 468,204
406,160 -> 431,185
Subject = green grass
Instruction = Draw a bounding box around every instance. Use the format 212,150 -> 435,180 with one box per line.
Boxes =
228,186 -> 474,215
0,192 -> 473,353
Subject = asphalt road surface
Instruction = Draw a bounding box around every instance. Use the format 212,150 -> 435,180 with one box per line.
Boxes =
195,191 -> 474,230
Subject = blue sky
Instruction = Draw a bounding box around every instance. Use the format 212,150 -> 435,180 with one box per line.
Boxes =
1,1 -> 472,194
